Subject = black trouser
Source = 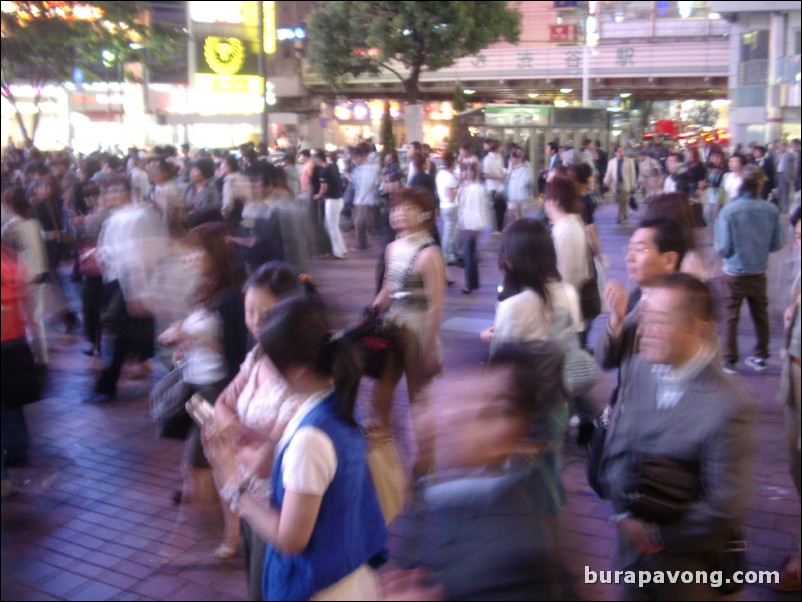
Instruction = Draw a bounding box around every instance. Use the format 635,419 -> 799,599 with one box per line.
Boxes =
82,275 -> 104,350
492,191 -> 507,232
94,281 -> 155,397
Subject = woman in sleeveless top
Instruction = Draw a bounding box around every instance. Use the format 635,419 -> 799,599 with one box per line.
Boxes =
371,187 -> 445,476
210,262 -> 313,597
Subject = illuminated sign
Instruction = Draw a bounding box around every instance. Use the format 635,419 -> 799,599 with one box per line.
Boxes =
193,75 -> 263,115
203,37 -> 246,75
277,27 -> 306,41
196,38 -> 258,76
264,1 -> 276,54
334,100 -> 402,121
189,2 -> 245,24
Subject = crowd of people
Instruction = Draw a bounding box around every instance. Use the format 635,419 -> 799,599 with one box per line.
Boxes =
1,132 -> 801,600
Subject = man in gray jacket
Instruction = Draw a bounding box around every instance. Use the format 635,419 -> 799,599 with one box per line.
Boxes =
600,274 -> 755,600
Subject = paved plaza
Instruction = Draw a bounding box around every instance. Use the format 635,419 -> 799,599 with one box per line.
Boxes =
2,201 -> 800,601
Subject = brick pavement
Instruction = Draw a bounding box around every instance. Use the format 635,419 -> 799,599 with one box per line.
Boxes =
2,201 -> 800,601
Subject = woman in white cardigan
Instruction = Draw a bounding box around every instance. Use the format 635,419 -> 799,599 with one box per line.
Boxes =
543,175 -> 590,300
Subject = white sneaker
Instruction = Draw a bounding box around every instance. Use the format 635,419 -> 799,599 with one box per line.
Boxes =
722,361 -> 738,375
745,356 -> 768,372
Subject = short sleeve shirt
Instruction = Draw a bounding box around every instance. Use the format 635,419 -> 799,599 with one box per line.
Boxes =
320,164 -> 343,199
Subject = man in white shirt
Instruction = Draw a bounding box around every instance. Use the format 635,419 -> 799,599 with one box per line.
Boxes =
129,153 -> 151,205
604,145 -> 637,224
482,139 -> 506,233
776,141 -> 795,214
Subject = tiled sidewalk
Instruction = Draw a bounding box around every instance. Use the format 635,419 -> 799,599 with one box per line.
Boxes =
2,201 -> 800,600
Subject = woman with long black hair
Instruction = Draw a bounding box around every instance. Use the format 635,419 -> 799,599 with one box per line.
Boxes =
205,297 -> 387,600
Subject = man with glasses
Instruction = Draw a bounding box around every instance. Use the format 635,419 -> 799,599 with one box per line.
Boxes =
599,273 -> 755,600
596,215 -> 689,390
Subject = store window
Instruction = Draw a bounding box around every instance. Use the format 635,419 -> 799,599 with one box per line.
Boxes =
740,30 -> 770,62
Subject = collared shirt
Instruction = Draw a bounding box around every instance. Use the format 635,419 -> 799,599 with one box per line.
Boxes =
651,345 -> 718,410
506,162 -> 533,202
351,163 -> 379,206
714,193 -> 783,276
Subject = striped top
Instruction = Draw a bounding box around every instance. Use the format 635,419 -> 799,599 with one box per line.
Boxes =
385,230 -> 434,318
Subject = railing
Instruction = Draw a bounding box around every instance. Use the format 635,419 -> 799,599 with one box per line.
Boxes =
739,59 -> 769,86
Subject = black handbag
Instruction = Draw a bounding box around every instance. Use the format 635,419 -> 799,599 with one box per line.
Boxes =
586,405 -> 611,499
624,455 -> 700,524
342,312 -> 399,379
579,249 -> 601,322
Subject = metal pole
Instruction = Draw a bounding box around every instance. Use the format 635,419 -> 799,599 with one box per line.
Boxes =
582,44 -> 590,107
258,1 -> 268,146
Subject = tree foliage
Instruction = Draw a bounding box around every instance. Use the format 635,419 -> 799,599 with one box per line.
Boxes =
306,1 -> 521,103
1,1 -> 185,145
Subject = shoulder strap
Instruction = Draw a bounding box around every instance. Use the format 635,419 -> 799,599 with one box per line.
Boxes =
402,241 -> 434,282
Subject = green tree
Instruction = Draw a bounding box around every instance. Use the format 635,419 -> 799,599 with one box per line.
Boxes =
306,1 -> 521,103
1,1 -> 184,146
380,101 -> 396,158
447,85 -> 468,152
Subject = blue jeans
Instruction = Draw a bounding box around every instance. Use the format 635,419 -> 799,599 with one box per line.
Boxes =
440,207 -> 459,262
463,232 -> 479,291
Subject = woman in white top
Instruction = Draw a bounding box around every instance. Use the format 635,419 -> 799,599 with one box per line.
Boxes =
157,223 -> 248,557
482,218 -> 582,353
1,187 -> 49,365
211,262 -> 314,594
543,176 -> 590,296
458,163 -> 493,294
435,151 -> 460,264
480,218 -> 580,511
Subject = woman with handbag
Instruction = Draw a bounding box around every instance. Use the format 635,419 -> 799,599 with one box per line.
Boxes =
157,222 -> 248,549
480,218 -> 583,511
204,297 -> 388,601
371,187 -> 445,477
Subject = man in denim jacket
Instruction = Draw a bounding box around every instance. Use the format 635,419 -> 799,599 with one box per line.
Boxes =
715,164 -> 783,374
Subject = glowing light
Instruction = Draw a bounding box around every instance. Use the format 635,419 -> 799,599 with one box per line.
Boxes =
619,92 -> 631,98
463,89 -> 476,95
528,93 -> 539,99
560,88 -> 573,94
203,37 -> 246,76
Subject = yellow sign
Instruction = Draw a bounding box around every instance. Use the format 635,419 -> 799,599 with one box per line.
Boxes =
194,74 -> 261,95
193,75 -> 263,115
263,1 -> 276,55
203,37 -> 246,76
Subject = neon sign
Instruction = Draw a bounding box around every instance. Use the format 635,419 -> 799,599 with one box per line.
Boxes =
203,37 -> 246,76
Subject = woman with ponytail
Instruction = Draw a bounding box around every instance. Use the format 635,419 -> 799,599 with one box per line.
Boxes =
206,261 -> 315,596
205,297 -> 387,601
